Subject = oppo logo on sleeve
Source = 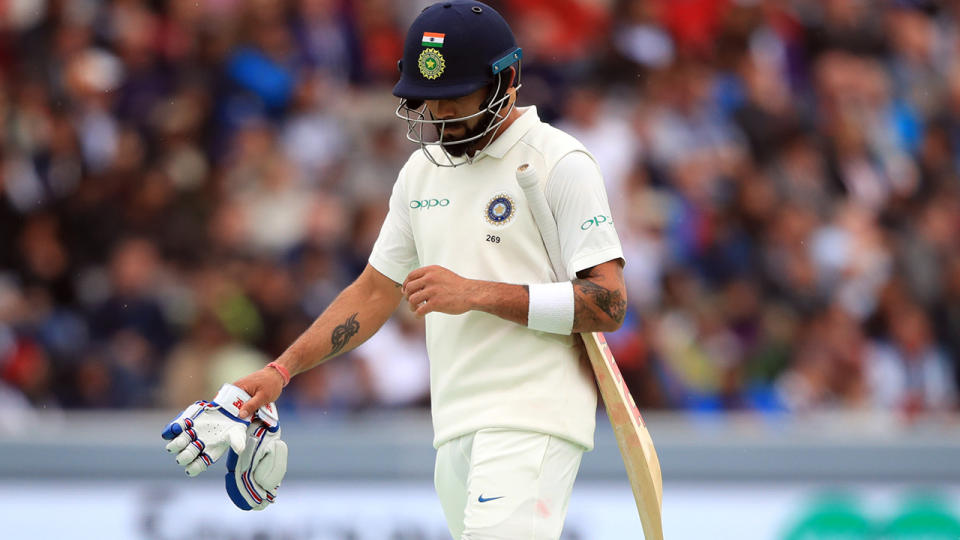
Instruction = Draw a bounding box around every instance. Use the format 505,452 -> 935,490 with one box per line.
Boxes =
581,215 -> 613,230
409,198 -> 450,209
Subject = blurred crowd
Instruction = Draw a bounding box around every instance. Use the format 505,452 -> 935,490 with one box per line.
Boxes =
0,0 -> 958,417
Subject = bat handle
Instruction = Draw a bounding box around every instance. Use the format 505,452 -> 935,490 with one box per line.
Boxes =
515,163 -> 568,281
516,162 -> 538,189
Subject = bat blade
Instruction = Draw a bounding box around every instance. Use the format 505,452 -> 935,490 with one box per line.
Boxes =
582,332 -> 663,540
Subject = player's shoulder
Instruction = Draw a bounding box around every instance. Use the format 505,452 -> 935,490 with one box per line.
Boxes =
395,147 -> 436,184
402,147 -> 433,170
519,119 -> 594,168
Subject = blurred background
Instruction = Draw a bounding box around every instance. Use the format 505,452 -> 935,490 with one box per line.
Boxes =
1,0 -> 959,538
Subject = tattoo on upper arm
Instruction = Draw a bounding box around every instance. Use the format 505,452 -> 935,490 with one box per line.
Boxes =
329,313 -> 360,357
574,280 -> 626,324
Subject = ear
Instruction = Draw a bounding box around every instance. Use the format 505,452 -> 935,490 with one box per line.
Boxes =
504,66 -> 519,107
506,66 -> 518,89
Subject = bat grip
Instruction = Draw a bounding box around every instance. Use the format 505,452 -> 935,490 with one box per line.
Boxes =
514,163 -> 568,281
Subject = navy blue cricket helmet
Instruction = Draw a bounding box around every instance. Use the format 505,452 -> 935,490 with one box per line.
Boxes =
393,1 -> 523,167
393,1 -> 521,101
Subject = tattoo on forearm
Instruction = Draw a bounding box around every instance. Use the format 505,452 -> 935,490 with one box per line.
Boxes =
574,280 -> 626,324
329,313 -> 360,357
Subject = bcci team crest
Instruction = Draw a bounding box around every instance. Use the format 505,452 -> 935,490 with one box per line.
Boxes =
418,48 -> 445,79
485,193 -> 516,226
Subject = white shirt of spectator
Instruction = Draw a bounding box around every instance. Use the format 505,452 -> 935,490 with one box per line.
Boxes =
354,318 -> 430,407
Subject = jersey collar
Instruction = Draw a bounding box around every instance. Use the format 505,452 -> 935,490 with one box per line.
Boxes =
475,106 -> 540,161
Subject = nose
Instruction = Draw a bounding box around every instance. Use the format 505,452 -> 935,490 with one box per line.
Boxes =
427,99 -> 458,120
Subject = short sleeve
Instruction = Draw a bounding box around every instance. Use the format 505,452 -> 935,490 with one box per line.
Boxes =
545,151 -> 624,278
369,165 -> 419,283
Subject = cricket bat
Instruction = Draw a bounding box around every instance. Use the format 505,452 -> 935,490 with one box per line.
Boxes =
515,163 -> 664,540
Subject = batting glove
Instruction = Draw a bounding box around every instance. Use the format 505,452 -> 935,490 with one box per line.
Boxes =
161,383 -> 279,477
225,419 -> 288,510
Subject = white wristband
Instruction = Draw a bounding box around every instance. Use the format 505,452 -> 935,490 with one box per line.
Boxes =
527,282 -> 574,335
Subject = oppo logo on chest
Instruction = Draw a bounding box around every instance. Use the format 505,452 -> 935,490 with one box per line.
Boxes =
409,198 -> 450,209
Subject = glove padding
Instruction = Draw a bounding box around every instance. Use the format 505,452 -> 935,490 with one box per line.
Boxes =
161,383 -> 278,477
225,420 -> 288,510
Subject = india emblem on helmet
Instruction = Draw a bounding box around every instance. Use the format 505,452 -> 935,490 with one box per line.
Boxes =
418,48 -> 445,80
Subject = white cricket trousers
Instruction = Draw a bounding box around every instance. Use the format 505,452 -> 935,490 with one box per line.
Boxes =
434,428 -> 585,539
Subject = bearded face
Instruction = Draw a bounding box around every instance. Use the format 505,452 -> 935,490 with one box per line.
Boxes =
432,109 -> 498,157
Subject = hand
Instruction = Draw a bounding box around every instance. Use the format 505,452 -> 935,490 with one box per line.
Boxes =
402,265 -> 478,317
233,366 -> 285,420
161,383 -> 279,476
225,420 -> 288,511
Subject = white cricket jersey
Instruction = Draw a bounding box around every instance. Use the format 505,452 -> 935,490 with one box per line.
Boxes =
369,106 -> 623,450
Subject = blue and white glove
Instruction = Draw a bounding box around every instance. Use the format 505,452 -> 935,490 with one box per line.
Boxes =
225,419 -> 288,510
161,383 -> 279,477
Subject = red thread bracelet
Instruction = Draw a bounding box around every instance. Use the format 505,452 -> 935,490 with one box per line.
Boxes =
266,361 -> 290,387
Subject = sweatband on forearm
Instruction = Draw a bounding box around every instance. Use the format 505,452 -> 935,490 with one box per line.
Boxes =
527,281 -> 574,334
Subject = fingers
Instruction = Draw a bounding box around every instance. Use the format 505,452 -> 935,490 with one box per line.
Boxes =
234,379 -> 258,420
184,453 -> 213,477
402,267 -> 427,292
167,423 -> 243,471
403,276 -> 426,297
161,414 -> 196,440
237,370 -> 285,419
406,287 -> 429,307
161,402 -> 205,440
172,427 -> 212,476
167,422 -> 204,464
165,426 -> 196,455
238,391 -> 268,420
160,421 -> 183,440
403,266 -> 459,314
253,440 -> 288,491
175,436 -> 205,466
403,265 -> 447,294
415,301 -> 433,316
406,287 -> 437,317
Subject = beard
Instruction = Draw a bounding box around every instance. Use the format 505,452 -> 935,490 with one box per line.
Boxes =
435,111 -> 494,157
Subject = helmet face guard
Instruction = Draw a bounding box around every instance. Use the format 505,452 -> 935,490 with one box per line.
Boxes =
395,67 -> 522,168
